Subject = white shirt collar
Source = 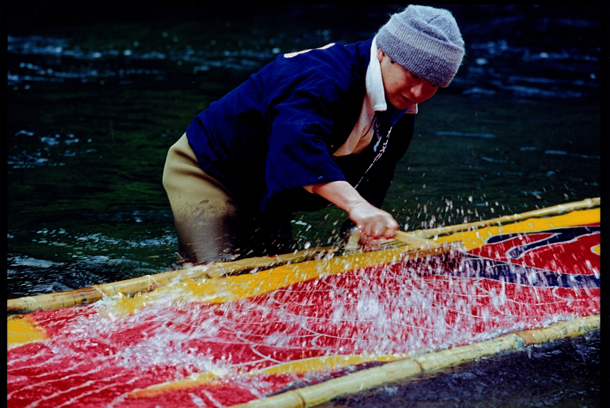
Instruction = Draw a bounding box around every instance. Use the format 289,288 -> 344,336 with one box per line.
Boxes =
368,37 -> 418,115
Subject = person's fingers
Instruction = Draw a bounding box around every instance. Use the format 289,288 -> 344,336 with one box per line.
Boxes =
350,203 -> 398,239
384,223 -> 399,239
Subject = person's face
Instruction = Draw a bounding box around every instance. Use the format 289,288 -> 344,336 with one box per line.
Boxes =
377,48 -> 438,110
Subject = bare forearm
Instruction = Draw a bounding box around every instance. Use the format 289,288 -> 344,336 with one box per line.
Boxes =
304,181 -> 366,212
304,181 -> 398,239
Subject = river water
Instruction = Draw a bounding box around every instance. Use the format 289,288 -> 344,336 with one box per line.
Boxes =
5,4 -> 602,406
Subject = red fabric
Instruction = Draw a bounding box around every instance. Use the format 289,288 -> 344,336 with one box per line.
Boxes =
7,223 -> 600,407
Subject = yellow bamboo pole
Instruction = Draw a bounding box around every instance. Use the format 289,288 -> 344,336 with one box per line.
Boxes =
7,245 -> 336,314
410,197 -> 600,239
230,314 -> 600,408
515,314 -> 600,345
6,241 -> 456,315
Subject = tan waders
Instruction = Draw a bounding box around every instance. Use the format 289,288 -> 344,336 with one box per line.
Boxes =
162,134 -> 291,264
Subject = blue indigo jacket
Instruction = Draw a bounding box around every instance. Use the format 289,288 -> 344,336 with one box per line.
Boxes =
186,38 -> 414,219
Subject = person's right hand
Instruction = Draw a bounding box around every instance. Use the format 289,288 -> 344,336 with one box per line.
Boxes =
304,180 -> 399,240
347,201 -> 398,240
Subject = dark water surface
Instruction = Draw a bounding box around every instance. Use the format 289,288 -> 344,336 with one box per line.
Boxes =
5,4 -> 604,407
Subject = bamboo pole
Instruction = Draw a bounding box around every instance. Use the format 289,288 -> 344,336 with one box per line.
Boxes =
410,197 -> 600,239
6,240 -> 453,315
515,314 -> 600,345
230,314 -> 600,408
7,245 -> 337,314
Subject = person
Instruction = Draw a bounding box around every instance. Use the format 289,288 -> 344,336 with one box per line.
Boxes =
162,5 -> 465,264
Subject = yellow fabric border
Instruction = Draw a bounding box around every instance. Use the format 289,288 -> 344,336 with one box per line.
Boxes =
7,315 -> 48,348
432,208 -> 600,250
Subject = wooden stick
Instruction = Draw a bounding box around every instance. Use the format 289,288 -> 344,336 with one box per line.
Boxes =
410,197 -> 600,238
343,230 -> 439,254
393,231 -> 439,248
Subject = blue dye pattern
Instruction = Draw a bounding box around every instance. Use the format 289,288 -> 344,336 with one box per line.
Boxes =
461,253 -> 600,289
486,226 -> 601,260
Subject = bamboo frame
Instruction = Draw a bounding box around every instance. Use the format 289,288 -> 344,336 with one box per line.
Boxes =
6,199 -> 601,406
230,314 -> 600,408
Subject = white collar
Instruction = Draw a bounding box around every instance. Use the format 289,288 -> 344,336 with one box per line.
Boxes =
368,37 -> 418,115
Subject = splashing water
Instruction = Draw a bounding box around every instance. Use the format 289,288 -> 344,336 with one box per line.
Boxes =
36,240 -> 596,363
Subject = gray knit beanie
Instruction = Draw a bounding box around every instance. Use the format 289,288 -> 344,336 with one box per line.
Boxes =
376,5 -> 465,88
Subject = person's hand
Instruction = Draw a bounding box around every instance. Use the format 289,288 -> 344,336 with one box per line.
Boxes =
346,201 -> 398,240
304,180 -> 398,240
